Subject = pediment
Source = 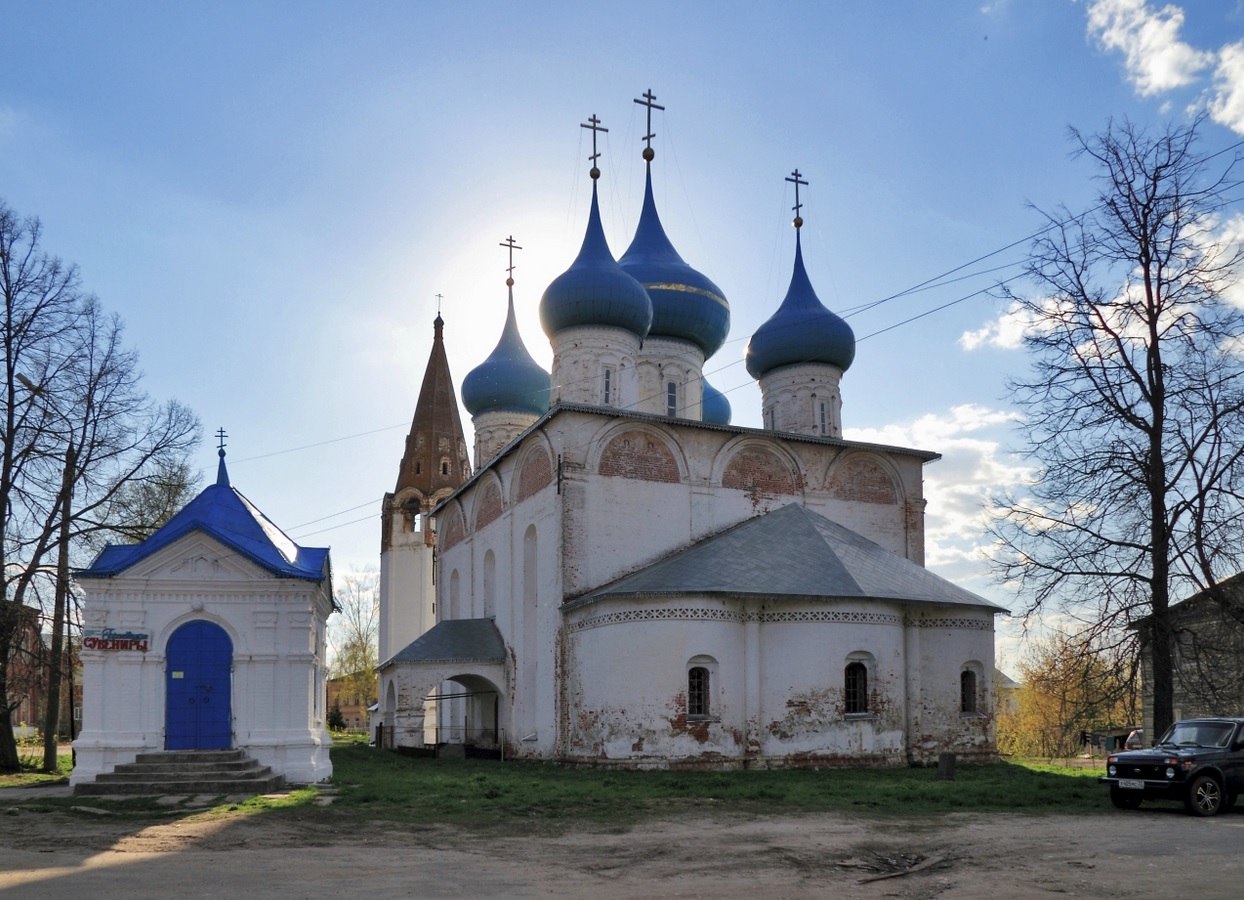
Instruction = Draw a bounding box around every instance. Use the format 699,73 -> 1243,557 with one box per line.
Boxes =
108,531 -> 274,582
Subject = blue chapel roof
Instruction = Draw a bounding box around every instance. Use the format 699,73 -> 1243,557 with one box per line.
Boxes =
78,452 -> 330,582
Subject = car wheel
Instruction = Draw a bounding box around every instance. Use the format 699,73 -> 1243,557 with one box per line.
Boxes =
1185,775 -> 1223,817
1110,788 -> 1142,810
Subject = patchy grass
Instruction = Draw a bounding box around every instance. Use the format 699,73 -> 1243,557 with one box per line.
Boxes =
325,743 -> 1107,831
0,753 -> 73,787
1,738 -> 1109,830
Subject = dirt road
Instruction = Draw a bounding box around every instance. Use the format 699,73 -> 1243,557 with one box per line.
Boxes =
2,787 -> 1241,898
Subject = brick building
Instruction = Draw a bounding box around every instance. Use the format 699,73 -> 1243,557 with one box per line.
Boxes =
376,104 -> 1003,766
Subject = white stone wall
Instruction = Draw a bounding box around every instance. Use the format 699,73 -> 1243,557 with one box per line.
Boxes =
379,501 -> 434,663
71,532 -> 333,787
634,336 -> 706,419
472,409 -> 540,468
548,326 -> 641,408
759,363 -> 845,437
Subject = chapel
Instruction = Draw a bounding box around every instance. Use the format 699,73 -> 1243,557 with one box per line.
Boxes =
70,444 -> 336,788
376,97 -> 1004,767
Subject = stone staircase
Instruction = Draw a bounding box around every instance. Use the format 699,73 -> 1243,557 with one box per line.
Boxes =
74,749 -> 285,796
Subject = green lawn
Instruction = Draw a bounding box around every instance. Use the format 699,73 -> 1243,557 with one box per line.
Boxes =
326,739 -> 1107,830
0,738 -> 1110,828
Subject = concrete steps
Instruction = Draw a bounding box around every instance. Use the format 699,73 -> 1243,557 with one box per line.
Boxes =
74,749 -> 285,796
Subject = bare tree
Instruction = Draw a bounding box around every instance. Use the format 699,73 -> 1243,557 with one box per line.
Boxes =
328,571 -> 379,716
1,200 -> 200,772
991,116 -> 1244,739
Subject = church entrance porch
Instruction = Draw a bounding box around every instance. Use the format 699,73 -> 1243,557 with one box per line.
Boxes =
165,620 -> 233,751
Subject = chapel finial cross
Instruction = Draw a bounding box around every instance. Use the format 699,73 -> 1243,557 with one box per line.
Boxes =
634,89 -> 664,159
216,427 -> 228,454
435,293 -> 444,316
786,168 -> 808,228
581,114 -> 609,178
500,235 -> 522,287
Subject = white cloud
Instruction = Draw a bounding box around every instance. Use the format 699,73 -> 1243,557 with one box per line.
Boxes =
846,404 -> 1031,577
959,300 -> 1037,350
1208,40 -> 1244,135
1087,0 -> 1214,96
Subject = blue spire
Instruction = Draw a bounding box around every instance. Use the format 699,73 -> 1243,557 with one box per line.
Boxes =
619,166 -> 729,357
462,287 -> 551,417
539,181 -> 653,339
745,230 -> 855,379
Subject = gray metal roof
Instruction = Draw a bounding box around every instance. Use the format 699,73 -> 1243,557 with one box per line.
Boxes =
566,503 -> 1006,612
381,618 -> 506,667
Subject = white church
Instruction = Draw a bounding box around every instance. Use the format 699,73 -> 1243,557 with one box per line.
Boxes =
376,99 -> 1005,768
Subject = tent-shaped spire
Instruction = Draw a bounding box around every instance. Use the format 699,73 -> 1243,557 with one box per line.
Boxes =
396,314 -> 471,495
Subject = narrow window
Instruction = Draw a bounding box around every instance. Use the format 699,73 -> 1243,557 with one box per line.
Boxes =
961,670 -> 977,714
845,662 -> 868,714
688,666 -> 709,716
603,368 -> 613,405
666,381 -> 678,417
819,402 -> 827,436
415,461 -> 422,475
441,460 -> 449,475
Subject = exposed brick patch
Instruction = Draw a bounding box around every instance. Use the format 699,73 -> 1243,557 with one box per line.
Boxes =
721,447 -> 799,495
825,455 -> 898,504
517,448 -> 553,501
440,507 -> 466,550
598,430 -> 680,483
476,480 -> 503,530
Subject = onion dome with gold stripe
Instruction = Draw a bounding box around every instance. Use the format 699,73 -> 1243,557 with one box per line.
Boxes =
619,166 -> 730,357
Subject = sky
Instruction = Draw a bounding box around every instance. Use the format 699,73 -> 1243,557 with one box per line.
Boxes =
4,0 -> 1244,668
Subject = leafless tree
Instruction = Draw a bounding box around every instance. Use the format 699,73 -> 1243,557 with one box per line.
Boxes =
328,571 -> 379,715
991,116 -> 1244,739
1,200 -> 200,772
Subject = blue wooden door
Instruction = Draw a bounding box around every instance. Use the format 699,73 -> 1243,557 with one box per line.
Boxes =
165,621 -> 232,750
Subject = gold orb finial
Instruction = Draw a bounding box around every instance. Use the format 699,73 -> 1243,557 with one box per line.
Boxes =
793,215 -> 803,229
642,146 -> 654,162
590,166 -> 601,180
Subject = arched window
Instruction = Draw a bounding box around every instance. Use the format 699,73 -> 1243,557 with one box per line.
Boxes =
961,670 -> 978,714
441,458 -> 450,475
688,666 -> 710,716
844,661 -> 868,715
666,381 -> 678,417
603,367 -> 613,405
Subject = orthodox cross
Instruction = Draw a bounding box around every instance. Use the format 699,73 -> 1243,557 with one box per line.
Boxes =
435,293 -> 444,316
633,89 -> 664,160
786,168 -> 808,228
500,235 -> 522,287
581,114 -> 608,178
215,427 -> 228,453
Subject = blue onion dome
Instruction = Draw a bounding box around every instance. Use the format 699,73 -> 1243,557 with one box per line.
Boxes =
462,287 -> 551,417
701,377 -> 732,425
539,182 -> 653,340
745,231 -> 855,379
619,167 -> 730,357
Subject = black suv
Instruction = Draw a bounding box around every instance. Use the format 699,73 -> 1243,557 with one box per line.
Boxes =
1100,717 -> 1244,816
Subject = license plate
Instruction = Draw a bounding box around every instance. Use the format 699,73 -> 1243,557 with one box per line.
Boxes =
1119,779 -> 1144,789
